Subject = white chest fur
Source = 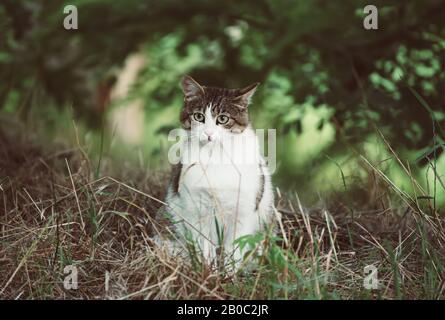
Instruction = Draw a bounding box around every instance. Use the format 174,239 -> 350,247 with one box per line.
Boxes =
180,128 -> 260,208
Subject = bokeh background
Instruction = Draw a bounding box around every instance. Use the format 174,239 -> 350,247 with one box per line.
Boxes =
1,0 -> 444,208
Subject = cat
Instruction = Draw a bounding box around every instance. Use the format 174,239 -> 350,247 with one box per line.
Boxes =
162,75 -> 275,270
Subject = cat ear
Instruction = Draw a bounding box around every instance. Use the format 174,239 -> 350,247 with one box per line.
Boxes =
233,82 -> 259,107
181,75 -> 204,100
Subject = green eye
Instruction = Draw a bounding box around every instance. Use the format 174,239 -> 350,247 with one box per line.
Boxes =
193,112 -> 205,122
217,114 -> 229,125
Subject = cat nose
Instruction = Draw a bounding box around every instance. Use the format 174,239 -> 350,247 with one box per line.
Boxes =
204,129 -> 214,140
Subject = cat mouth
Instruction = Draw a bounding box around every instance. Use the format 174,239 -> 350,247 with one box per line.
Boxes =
200,136 -> 216,144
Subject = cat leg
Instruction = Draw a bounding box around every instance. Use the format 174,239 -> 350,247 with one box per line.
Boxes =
224,219 -> 260,273
150,234 -> 188,259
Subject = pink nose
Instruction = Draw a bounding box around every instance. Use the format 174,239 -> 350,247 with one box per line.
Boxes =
204,129 -> 214,141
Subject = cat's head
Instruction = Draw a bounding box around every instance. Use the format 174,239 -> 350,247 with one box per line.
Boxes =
180,75 -> 258,143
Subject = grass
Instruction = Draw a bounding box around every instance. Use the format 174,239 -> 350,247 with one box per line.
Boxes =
0,118 -> 444,300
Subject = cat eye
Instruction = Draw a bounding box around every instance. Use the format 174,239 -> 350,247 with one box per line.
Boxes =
193,112 -> 205,123
216,114 -> 229,125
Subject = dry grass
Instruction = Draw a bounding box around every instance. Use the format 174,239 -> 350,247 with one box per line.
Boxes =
0,125 -> 444,300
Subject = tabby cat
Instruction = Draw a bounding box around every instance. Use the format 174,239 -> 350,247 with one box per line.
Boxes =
164,76 -> 275,269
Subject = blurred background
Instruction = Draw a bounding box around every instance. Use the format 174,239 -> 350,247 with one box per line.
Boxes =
1,0 -> 444,208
